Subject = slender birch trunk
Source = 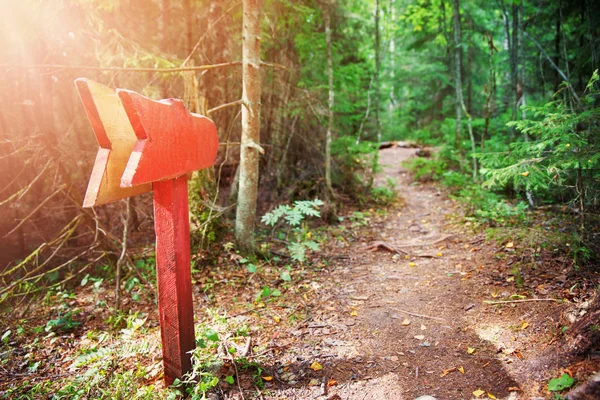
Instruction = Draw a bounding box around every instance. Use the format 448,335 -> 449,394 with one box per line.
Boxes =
325,5 -> 334,196
235,0 -> 263,252
452,0 -> 462,149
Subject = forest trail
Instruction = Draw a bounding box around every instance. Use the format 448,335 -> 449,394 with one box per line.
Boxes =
268,146 -> 562,400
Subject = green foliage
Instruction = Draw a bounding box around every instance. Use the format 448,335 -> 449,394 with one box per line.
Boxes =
371,178 -> 397,205
44,305 -> 81,333
548,373 -> 575,392
261,199 -> 323,263
480,72 -> 600,215
331,136 -> 379,194
188,170 -> 222,249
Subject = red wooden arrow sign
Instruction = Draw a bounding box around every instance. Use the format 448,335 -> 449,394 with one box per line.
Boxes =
76,79 -> 219,385
117,89 -> 218,187
74,79 -> 152,207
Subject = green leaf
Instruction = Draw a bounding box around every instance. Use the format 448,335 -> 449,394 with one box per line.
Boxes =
1,330 -> 11,343
304,241 -> 320,251
261,286 -> 271,298
548,374 -> 575,391
204,329 -> 219,342
246,263 -> 257,273
280,270 -> 292,281
225,375 -> 235,384
288,242 -> 306,262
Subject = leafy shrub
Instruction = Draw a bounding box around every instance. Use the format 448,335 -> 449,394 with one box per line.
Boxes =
261,199 -> 323,262
331,136 -> 379,193
479,71 -> 600,225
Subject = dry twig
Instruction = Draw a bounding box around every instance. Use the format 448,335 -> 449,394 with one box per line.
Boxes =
389,307 -> 447,322
484,298 -> 563,305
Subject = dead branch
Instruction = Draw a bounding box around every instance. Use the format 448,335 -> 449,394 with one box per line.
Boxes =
0,60 -> 286,74
522,31 -> 580,102
483,298 -> 563,305
390,307 -> 447,322
0,214 -> 81,279
115,198 -> 131,311
365,241 -> 408,255
3,184 -> 66,238
0,159 -> 52,207
0,61 -> 241,73
208,100 -> 244,115
394,235 -> 454,248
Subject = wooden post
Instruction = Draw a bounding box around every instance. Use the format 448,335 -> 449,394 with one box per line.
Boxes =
75,79 -> 219,385
153,176 -> 195,385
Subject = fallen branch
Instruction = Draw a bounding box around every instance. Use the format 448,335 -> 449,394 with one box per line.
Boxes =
389,307 -> 447,322
365,241 -> 408,255
395,235 -> 454,248
483,298 -> 563,305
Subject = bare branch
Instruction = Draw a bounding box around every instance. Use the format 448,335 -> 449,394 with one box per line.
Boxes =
522,31 -> 580,102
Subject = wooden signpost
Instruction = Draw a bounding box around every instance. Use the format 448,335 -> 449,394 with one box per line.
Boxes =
75,78 -> 219,385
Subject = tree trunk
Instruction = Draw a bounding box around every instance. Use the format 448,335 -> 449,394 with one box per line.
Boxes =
184,0 -> 193,54
554,9 -> 561,92
466,19 -> 473,115
518,0 -> 527,139
452,0 -> 462,149
388,0 -> 396,112
324,5 -> 334,196
235,0 -> 263,253
511,2 -> 518,125
374,0 -> 381,143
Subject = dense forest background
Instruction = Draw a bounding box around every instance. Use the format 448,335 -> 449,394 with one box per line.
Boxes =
1,0 -> 599,308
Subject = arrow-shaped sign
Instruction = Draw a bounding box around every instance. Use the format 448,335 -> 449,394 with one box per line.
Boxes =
75,79 -> 219,385
74,79 -> 152,207
117,89 -> 219,188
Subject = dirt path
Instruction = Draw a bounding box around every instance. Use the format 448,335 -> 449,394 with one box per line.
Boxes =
265,147 -> 565,400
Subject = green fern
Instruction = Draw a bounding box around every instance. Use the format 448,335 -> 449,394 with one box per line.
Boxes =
261,199 -> 323,263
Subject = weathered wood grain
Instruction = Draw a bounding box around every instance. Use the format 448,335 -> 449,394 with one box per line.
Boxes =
153,176 -> 195,385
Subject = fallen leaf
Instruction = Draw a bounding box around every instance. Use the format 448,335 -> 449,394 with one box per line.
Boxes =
507,386 -> 522,392
487,393 -> 497,399
436,252 -> 443,257
310,361 -> 323,371
409,262 -> 417,267
440,367 -> 456,377
420,324 -> 426,330
401,318 -> 411,326
262,376 -> 273,381
520,321 -> 529,330
505,242 -> 514,248
350,310 -> 358,317
327,379 -> 338,387
521,171 -> 530,177
458,366 -> 465,374
273,316 -> 281,323
467,347 -> 476,354
414,335 -> 425,340
473,389 -> 485,397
